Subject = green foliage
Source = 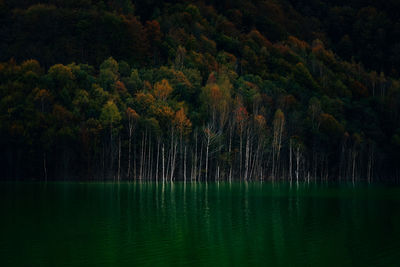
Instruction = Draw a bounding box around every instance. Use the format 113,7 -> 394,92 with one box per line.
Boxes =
100,100 -> 121,128
0,1 -> 400,180
47,64 -> 75,89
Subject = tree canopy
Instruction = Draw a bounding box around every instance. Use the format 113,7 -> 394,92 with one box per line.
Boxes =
0,1 -> 399,181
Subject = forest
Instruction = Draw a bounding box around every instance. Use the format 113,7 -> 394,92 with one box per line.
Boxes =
1,0 -> 400,181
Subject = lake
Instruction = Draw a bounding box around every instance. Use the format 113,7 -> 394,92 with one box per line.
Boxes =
0,182 -> 399,266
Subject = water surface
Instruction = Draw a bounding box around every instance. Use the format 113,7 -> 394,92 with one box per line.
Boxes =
0,182 -> 399,266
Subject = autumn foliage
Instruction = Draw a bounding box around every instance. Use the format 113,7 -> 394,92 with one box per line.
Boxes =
0,0 -> 399,181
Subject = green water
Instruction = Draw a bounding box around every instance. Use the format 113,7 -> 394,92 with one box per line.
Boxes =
0,182 -> 399,266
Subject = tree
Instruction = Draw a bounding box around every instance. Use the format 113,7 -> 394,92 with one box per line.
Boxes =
272,109 -> 285,179
126,107 -> 139,179
99,57 -> 119,91
235,98 -> 248,179
153,79 -> 173,101
34,88 -> 51,113
145,20 -> 162,65
201,73 -> 232,130
47,64 -> 75,90
173,108 -> 192,181
100,100 -> 122,179
175,46 -> 187,70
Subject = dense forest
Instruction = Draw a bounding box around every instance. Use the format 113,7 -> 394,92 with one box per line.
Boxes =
1,0 -> 399,181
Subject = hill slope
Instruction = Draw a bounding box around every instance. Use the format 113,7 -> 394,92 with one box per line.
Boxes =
0,0 -> 399,181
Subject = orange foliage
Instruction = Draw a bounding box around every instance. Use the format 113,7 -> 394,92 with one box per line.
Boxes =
172,69 -> 192,88
254,114 -> 267,131
135,92 -> 155,107
115,80 -> 127,94
34,88 -> 51,102
145,20 -> 161,44
312,39 -> 336,65
235,98 -> 249,132
126,107 -> 139,121
248,30 -> 272,48
143,80 -> 152,91
173,108 -> 192,136
207,72 -> 217,84
150,104 -> 174,128
210,84 -> 222,104
287,36 -> 310,51
153,79 -> 173,101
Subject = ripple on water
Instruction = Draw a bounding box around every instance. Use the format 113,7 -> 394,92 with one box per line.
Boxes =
0,182 -> 399,266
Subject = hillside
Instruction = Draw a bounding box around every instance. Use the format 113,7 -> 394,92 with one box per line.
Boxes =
0,0 -> 399,181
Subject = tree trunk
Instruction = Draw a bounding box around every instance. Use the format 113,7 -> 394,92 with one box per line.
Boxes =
228,125 -> 233,182
43,152 -> 47,181
110,124 -> 113,180
205,131 -> 210,181
156,139 -> 160,182
296,146 -> 300,183
239,132 -> 243,179
199,141 -> 203,181
117,135 -> 121,181
162,143 -> 165,182
179,133 -> 183,181
289,139 -> 292,183
140,132 -> 144,180
147,133 -> 151,180
170,128 -> 177,182
352,151 -> 356,184
133,142 -> 136,180
127,127 -> 132,179
244,128 -> 250,181
184,144 -> 187,182
193,131 -> 198,182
